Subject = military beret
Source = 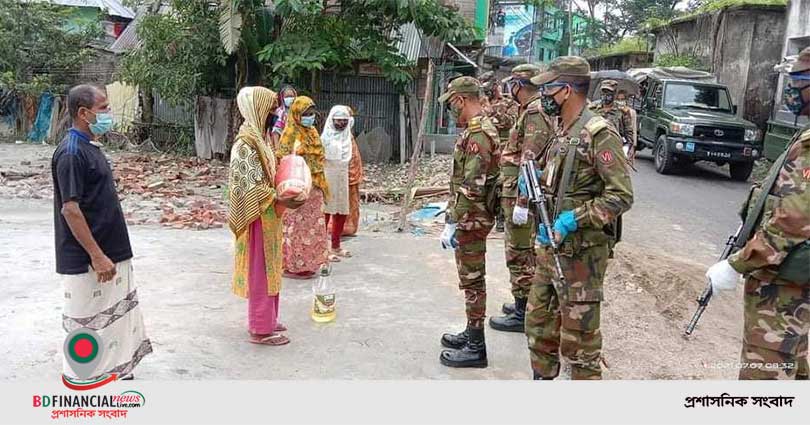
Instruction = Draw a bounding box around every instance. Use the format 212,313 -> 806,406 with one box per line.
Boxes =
438,76 -> 481,103
530,56 -> 591,85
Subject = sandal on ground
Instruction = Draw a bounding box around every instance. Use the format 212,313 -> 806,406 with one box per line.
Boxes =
333,248 -> 352,258
248,333 -> 290,346
275,323 -> 287,332
328,253 -> 341,262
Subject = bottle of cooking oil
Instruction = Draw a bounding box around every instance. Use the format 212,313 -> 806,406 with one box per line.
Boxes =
311,265 -> 336,323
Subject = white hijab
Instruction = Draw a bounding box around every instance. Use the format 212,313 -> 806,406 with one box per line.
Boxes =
321,105 -> 354,162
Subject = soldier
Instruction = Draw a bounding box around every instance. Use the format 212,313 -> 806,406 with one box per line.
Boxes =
589,80 -> 637,163
489,64 -> 549,333
479,70 -> 518,233
525,57 -> 634,379
437,77 -> 501,368
706,47 -> 810,380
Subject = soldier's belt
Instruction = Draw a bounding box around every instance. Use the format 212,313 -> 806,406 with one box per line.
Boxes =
500,165 -> 520,177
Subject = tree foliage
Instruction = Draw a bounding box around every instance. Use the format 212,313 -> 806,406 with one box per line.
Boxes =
0,0 -> 100,94
119,1 -> 229,105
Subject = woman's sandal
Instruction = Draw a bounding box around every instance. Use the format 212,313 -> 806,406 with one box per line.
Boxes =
334,248 -> 352,258
249,333 -> 290,346
275,323 -> 287,332
328,252 -> 341,262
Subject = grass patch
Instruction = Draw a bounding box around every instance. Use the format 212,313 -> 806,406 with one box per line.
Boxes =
587,36 -> 649,58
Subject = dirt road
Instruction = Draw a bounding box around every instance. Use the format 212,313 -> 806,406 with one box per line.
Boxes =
0,142 -> 754,380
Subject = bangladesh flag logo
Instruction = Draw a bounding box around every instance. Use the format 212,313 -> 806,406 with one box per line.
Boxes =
62,328 -> 117,390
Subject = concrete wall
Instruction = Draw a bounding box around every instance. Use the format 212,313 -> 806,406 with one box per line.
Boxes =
653,6 -> 787,128
588,52 -> 654,71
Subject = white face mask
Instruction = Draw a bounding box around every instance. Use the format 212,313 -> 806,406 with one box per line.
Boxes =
283,97 -> 294,108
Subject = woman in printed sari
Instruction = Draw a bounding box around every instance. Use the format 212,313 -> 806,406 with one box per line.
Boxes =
343,121 -> 363,236
270,85 -> 297,149
321,105 -> 354,259
277,96 -> 330,278
229,86 -> 301,346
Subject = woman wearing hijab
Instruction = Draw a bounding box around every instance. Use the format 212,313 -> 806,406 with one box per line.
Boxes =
343,113 -> 363,236
321,105 -> 355,259
270,85 -> 297,149
229,87 -> 301,346
277,96 -> 330,278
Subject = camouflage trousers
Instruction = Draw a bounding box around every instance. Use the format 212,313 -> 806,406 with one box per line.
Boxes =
526,243 -> 610,380
739,277 -> 810,380
501,197 -> 536,299
455,225 -> 494,329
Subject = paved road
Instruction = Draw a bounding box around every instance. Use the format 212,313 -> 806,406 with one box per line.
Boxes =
622,150 -> 752,265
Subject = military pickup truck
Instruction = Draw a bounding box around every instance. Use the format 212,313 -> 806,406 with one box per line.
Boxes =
632,68 -> 762,181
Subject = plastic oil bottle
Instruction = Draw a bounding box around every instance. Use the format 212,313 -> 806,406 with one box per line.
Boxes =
311,265 -> 336,323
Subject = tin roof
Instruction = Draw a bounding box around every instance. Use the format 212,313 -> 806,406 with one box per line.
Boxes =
42,0 -> 135,19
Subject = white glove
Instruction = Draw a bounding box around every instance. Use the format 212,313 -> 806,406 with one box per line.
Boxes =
512,206 -> 529,225
706,259 -> 742,292
440,223 -> 458,250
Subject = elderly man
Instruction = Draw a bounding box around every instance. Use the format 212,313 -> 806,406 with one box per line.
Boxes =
53,84 -> 151,381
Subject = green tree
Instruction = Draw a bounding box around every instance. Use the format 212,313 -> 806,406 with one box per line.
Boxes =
0,0 -> 100,94
119,1 -> 229,106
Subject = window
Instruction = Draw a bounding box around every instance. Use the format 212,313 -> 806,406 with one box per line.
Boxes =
663,83 -> 732,112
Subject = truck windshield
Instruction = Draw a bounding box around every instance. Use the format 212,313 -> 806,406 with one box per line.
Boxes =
663,83 -> 732,112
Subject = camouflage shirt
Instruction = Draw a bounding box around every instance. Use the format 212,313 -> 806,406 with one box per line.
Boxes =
589,101 -> 636,145
500,94 -> 552,198
483,96 -> 519,140
728,125 -> 810,282
449,115 -> 501,230
537,108 -> 634,232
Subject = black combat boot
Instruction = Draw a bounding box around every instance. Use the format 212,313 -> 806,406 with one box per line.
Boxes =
440,328 -> 487,368
489,297 -> 527,332
501,302 -> 515,315
440,326 -> 469,349
495,214 -> 505,233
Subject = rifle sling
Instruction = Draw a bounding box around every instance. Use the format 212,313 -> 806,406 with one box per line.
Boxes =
735,148 -> 790,249
554,139 -> 580,219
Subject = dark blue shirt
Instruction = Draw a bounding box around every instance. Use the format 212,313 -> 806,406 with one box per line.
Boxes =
51,128 -> 132,274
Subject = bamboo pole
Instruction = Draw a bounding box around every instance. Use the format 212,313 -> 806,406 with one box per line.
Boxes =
397,60 -> 435,232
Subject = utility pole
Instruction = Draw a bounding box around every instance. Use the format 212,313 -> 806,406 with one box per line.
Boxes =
567,0 -> 573,56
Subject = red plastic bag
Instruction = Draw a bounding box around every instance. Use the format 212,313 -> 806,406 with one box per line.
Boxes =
275,153 -> 312,202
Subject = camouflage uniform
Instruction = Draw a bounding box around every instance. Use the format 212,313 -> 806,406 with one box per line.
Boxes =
484,96 -> 519,147
589,80 -> 636,148
525,57 -> 634,380
444,85 -> 501,331
728,125 -> 810,380
498,64 -> 544,303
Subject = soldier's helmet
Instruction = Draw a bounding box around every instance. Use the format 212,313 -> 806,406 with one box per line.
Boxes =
530,56 -> 591,86
438,76 -> 482,103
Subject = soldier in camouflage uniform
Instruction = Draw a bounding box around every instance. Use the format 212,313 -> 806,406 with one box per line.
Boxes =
525,57 -> 634,380
437,77 -> 501,368
707,47 -> 810,380
589,80 -> 637,163
490,64 -> 556,333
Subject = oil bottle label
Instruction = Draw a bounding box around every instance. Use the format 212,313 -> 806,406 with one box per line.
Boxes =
314,294 -> 335,315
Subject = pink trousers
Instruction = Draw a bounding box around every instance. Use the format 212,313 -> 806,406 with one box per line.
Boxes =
248,219 -> 279,335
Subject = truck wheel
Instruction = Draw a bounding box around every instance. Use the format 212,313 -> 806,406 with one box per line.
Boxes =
654,135 -> 676,175
729,162 -> 753,182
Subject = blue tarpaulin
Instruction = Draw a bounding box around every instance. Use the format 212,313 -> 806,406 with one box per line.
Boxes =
28,92 -> 54,143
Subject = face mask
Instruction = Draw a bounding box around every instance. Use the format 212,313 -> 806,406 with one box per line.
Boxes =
448,99 -> 464,119
86,111 -> 114,136
283,97 -> 294,108
541,94 -> 562,116
783,84 -> 809,115
601,93 -> 615,105
615,100 -> 627,107
301,115 -> 316,127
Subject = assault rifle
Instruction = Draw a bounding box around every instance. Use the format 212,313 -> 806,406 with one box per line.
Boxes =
684,225 -> 742,336
520,160 -> 567,286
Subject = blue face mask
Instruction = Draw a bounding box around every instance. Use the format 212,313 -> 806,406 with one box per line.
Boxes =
87,111 -> 114,136
301,115 -> 316,127
284,97 -> 294,108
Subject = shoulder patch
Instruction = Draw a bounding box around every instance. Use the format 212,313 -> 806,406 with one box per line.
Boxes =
802,167 -> 810,181
467,116 -> 483,133
597,149 -> 615,165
